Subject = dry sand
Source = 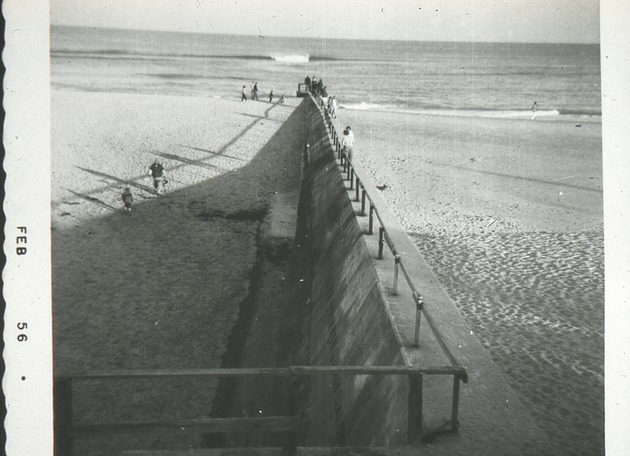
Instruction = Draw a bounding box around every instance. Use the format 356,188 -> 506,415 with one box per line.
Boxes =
337,108 -> 604,455
52,90 -> 304,453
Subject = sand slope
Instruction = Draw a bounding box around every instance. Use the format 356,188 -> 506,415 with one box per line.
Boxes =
52,91 -> 304,453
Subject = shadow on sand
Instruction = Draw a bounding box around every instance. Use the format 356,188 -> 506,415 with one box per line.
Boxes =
53,100 -> 307,456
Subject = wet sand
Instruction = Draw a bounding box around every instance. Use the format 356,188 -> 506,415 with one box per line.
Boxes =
340,108 -> 604,455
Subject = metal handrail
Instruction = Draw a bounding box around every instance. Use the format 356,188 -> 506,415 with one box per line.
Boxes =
312,94 -> 466,369
54,365 -> 467,455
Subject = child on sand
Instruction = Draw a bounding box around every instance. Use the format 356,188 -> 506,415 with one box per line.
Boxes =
121,187 -> 133,212
278,94 -> 285,105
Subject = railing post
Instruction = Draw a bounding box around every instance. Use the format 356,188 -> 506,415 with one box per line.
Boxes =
378,227 -> 385,259
408,373 -> 423,443
368,203 -> 374,234
349,168 -> 354,188
284,375 -> 298,456
361,189 -> 366,216
54,377 -> 73,456
355,178 -> 360,201
451,376 -> 462,433
413,293 -> 424,347
393,252 -> 401,295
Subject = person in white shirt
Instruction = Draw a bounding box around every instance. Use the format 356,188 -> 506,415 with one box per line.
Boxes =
342,126 -> 355,161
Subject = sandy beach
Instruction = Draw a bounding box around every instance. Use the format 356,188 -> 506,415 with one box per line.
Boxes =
52,90 -> 304,453
338,108 -> 604,455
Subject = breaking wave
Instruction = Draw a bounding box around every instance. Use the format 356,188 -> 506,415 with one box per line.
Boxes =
270,54 -> 310,63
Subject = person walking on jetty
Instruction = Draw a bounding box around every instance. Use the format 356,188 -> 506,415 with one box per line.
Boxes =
330,96 -> 338,118
121,187 -> 133,212
241,85 -> 247,101
149,159 -> 167,194
305,75 -> 311,91
342,126 -> 355,162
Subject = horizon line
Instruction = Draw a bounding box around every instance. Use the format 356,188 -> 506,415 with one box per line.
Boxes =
51,23 -> 601,46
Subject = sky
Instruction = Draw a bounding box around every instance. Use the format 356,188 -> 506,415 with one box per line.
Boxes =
50,0 -> 600,44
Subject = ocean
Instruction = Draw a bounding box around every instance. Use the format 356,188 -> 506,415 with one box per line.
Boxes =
51,25 -> 601,119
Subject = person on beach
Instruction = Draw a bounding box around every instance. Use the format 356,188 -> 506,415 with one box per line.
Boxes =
342,126 -> 355,162
253,82 -> 259,100
121,187 -> 133,212
241,85 -> 247,101
278,94 -> 285,105
149,159 -> 166,194
269,90 -> 274,103
531,101 -> 538,120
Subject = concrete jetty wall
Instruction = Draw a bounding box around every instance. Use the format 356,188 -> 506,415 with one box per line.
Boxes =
288,100 -> 409,446
284,97 -> 549,454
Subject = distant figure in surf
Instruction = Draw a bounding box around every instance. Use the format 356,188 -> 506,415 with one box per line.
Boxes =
121,187 -> 133,212
269,90 -> 274,103
531,101 -> 538,120
148,159 -> 166,194
241,85 -> 247,101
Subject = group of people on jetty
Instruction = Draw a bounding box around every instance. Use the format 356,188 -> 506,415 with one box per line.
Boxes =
241,80 -> 284,104
120,79 -> 353,213
305,75 -> 349,154
304,75 -> 338,118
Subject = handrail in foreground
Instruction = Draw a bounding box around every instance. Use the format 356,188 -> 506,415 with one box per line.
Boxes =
54,365 -> 467,455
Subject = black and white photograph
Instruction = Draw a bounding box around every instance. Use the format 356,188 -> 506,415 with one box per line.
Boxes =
3,0 -> 630,455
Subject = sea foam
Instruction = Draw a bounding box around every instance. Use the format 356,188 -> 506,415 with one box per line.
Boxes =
340,102 -> 561,119
271,54 -> 310,63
